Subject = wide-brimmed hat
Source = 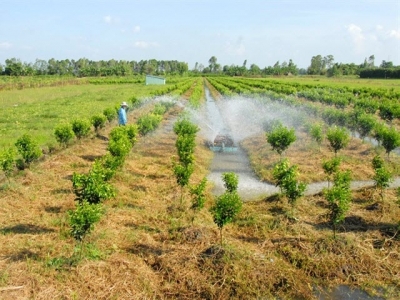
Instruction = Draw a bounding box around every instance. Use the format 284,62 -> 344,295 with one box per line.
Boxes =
121,101 -> 128,107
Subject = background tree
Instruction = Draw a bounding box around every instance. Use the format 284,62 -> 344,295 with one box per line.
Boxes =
307,55 -> 323,75
208,56 -> 219,73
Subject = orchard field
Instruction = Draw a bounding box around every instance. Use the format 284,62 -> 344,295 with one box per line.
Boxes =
0,75 -> 399,299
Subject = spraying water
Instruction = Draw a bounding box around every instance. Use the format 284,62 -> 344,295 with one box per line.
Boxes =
185,88 -> 400,201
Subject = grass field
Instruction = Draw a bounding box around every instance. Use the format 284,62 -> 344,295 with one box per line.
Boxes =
0,81 -> 170,149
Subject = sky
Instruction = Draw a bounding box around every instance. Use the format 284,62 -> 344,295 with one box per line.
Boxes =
0,0 -> 399,70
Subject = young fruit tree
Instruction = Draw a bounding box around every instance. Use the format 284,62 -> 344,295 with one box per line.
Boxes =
173,119 -> 198,203
0,148 -> 15,182
91,115 -> 107,133
14,134 -> 42,169
54,123 -> 75,148
272,159 -> 306,217
322,157 -> 341,189
324,170 -> 352,238
68,200 -> 103,259
326,126 -> 350,156
266,124 -> 296,157
71,119 -> 91,140
211,172 -> 242,245
189,177 -> 207,223
72,171 -> 116,205
380,126 -> 400,159
372,155 -> 392,205
309,122 -> 324,150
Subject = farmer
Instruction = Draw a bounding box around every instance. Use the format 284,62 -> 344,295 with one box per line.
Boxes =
118,101 -> 129,126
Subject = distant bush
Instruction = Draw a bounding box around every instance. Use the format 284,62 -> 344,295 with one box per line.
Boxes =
91,115 -> 107,132
326,126 -> 350,156
0,148 -> 15,181
15,134 -> 42,168
103,107 -> 117,123
54,123 -> 75,147
137,113 -> 162,135
71,119 -> 91,139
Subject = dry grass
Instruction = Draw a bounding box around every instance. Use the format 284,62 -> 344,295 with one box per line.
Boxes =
0,102 -> 399,299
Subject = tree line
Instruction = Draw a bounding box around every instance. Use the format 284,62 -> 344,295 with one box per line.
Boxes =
0,54 -> 399,78
0,58 -> 189,77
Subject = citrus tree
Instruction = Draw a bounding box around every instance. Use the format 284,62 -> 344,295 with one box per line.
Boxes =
211,172 -> 242,245
266,124 -> 296,157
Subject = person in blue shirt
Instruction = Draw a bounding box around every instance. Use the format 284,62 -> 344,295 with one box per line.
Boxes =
118,102 -> 128,126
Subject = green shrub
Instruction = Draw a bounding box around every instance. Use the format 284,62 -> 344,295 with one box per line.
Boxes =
173,163 -> 194,190
14,134 -> 42,167
137,113 -> 162,135
322,157 -> 342,188
107,135 -> 131,158
380,126 -> 400,158
0,148 -> 15,181
173,118 -> 199,136
372,155 -> 392,203
153,103 -> 167,115
103,107 -> 117,123
71,119 -> 91,139
357,113 -> 376,140
309,122 -> 324,146
91,154 -> 123,181
326,126 -> 350,156
125,124 -> 139,146
91,115 -> 107,132
211,191 -> 242,245
190,177 -> 207,212
222,172 -> 239,193
68,200 -> 103,242
272,159 -> 306,215
266,124 -> 296,156
324,170 -> 352,238
54,123 -> 75,147
72,171 -> 116,205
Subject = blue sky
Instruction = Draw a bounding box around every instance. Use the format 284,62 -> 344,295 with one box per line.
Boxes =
0,0 -> 399,69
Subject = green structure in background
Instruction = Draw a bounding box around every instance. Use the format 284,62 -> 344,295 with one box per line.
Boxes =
145,75 -> 166,85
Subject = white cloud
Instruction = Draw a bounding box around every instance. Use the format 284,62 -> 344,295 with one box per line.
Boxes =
346,24 -> 365,52
0,42 -> 12,49
103,15 -> 112,24
389,29 -> 400,39
103,15 -> 120,24
133,26 -> 140,33
134,41 -> 159,49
